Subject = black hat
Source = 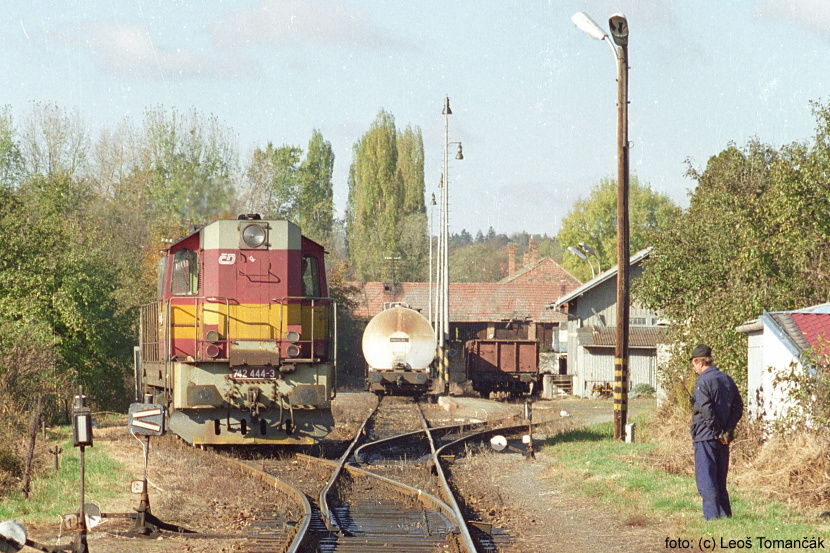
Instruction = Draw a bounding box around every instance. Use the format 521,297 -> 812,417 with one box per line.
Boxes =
689,344 -> 712,360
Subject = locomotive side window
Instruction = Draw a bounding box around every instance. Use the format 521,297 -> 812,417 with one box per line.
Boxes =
301,255 -> 320,297
171,249 -> 199,295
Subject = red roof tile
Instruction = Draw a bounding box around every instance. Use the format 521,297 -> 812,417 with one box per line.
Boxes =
348,281 -> 570,323
790,313 -> 830,357
348,256 -> 581,324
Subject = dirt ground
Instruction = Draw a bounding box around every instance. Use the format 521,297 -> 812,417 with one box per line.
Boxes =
448,396 -> 672,553
19,394 -> 665,553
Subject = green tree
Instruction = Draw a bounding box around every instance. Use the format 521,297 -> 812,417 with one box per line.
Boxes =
557,176 -> 680,281
138,107 -> 237,228
396,126 -> 428,280
298,130 -> 335,247
244,143 -> 302,220
0,107 -> 23,189
638,103 -> 830,399
346,110 -> 428,281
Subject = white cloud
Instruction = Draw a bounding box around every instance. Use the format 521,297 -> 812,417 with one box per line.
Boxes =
211,0 -> 411,50
64,21 -> 256,80
756,0 -> 830,41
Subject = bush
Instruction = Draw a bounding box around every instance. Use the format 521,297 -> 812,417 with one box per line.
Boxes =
631,383 -> 656,398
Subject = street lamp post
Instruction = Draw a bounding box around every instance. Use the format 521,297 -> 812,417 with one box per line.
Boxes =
436,96 -> 462,395
572,12 -> 631,441
578,242 -> 602,274
429,192 -> 437,328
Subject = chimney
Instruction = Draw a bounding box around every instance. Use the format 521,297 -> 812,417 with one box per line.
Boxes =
529,235 -> 539,264
508,245 -> 517,275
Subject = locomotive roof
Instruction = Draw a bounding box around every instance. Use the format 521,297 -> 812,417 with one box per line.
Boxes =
166,217 -> 306,251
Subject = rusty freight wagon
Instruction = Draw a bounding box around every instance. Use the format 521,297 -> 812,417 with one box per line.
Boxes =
465,339 -> 540,397
137,215 -> 336,446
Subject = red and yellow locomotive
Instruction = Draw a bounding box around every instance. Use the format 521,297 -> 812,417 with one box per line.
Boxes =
138,215 -> 336,446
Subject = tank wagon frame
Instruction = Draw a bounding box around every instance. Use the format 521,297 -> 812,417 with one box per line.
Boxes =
138,216 -> 336,446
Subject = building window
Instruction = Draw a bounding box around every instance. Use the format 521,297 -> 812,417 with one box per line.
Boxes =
630,317 -> 647,326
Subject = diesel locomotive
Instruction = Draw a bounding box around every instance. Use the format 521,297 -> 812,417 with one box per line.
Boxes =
137,215 -> 336,446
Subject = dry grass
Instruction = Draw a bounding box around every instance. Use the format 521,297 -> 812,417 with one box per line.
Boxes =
642,402 -> 830,514
738,431 -> 830,509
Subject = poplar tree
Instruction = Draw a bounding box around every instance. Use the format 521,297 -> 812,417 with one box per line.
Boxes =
346,111 -> 428,282
298,130 -> 335,247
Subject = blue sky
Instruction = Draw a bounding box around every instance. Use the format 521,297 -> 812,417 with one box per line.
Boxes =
2,1 -> 829,236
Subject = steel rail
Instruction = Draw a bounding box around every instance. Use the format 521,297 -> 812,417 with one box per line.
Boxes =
220,455 -> 312,553
417,404 -> 480,553
295,453 -> 460,532
353,415 -> 518,465
435,423 -> 534,458
318,398 -> 380,533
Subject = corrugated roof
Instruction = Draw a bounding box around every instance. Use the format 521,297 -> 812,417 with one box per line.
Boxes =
576,325 -> 667,348
791,313 -> 830,356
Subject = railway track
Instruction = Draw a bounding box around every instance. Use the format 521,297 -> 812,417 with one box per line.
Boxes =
212,395 -> 535,553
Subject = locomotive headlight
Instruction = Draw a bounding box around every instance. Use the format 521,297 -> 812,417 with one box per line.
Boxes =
241,224 -> 267,248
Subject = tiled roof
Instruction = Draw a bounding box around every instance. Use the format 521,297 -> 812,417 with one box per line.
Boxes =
348,281 -> 570,323
498,257 -> 581,288
348,256 -> 582,324
790,313 -> 830,356
760,304 -> 830,361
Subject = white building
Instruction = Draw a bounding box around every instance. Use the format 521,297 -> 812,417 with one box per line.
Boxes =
736,303 -> 830,422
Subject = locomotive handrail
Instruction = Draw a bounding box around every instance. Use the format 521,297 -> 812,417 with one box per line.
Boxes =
272,296 -> 334,363
167,295 -> 233,361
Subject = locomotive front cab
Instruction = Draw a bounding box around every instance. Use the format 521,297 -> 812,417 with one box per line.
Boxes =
138,216 -> 336,446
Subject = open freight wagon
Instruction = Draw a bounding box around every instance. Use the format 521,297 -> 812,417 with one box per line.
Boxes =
464,339 -> 540,397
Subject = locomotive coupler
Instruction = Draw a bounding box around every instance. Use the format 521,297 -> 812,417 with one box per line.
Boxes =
245,387 -> 262,418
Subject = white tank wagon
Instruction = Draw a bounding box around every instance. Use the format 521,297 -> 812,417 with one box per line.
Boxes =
362,304 -> 436,396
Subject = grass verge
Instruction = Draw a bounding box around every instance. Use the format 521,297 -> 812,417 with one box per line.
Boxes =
0,426 -> 125,523
540,416 -> 830,549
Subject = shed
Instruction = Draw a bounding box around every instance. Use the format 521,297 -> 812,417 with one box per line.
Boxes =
736,303 -> 830,422
548,248 -> 666,397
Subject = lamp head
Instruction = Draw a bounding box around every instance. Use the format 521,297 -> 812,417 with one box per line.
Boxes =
571,12 -> 607,41
455,143 -> 463,160
568,246 -> 588,261
442,96 -> 452,115
578,242 -> 598,257
608,14 -> 628,46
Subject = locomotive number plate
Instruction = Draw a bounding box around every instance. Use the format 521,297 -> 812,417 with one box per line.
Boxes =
231,367 -> 278,379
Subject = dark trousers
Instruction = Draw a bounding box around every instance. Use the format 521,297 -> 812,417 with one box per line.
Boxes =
694,439 -> 732,520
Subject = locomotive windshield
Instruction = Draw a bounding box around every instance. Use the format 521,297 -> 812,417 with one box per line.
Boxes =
301,255 -> 320,297
171,249 -> 199,295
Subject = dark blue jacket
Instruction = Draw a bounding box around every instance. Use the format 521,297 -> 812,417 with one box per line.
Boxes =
691,365 -> 743,442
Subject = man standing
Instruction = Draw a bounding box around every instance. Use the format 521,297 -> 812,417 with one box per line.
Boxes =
690,344 -> 743,520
